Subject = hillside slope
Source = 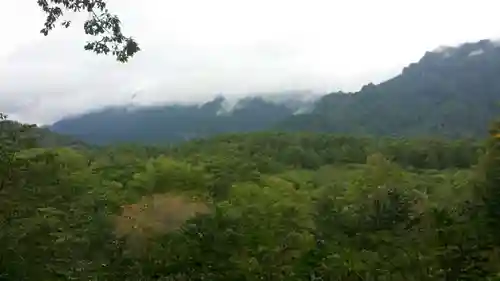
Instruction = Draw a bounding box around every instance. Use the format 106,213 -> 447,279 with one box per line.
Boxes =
1,120 -> 87,149
50,92 -> 317,145
50,39 -> 500,144
279,39 -> 500,137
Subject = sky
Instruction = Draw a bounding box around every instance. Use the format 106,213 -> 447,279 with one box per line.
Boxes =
1,0 -> 500,124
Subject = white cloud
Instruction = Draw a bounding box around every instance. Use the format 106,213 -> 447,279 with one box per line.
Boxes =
1,0 -> 500,124
468,49 -> 485,57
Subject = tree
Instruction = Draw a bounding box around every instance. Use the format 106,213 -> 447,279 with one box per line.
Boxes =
37,0 -> 140,62
477,120 -> 500,240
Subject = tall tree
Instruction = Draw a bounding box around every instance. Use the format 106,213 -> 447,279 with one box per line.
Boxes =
37,0 -> 140,62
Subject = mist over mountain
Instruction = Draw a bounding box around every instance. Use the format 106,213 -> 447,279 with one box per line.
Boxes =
50,39 -> 500,144
279,39 -> 500,138
49,91 -> 319,144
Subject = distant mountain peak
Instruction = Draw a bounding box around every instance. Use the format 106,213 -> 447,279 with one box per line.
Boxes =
429,39 -> 500,60
279,38 -> 500,137
48,38 -> 500,143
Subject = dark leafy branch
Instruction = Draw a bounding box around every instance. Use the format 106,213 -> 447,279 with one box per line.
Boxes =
36,0 -> 140,62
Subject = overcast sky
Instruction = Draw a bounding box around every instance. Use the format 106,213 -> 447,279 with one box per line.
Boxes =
1,0 -> 500,124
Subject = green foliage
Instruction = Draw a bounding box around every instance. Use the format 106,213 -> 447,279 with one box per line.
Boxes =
170,132 -> 480,172
279,40 -> 500,138
2,113 -> 500,280
37,0 -> 140,62
128,156 -> 210,198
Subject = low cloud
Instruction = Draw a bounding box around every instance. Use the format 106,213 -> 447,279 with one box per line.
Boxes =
1,0 -> 500,124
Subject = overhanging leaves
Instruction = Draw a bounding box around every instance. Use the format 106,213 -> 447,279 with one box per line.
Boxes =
37,0 -> 140,62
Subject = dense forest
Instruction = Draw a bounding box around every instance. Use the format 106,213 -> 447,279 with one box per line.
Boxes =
50,39 -> 500,144
3,1 -> 500,279
4,107 -> 500,279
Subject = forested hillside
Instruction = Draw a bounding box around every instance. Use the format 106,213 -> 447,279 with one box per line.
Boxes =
50,39 -> 500,143
50,92 -> 317,145
8,1 -> 500,280
0,116 -> 87,149
4,39 -> 500,280
281,39 -> 500,137
5,107 -> 500,279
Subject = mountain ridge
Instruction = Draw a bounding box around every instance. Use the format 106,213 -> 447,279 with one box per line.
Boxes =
279,39 -> 500,138
49,39 -> 500,144
50,91 -> 319,144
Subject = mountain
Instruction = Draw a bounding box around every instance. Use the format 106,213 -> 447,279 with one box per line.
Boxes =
49,92 -> 318,145
279,39 -> 500,138
50,39 -> 500,144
